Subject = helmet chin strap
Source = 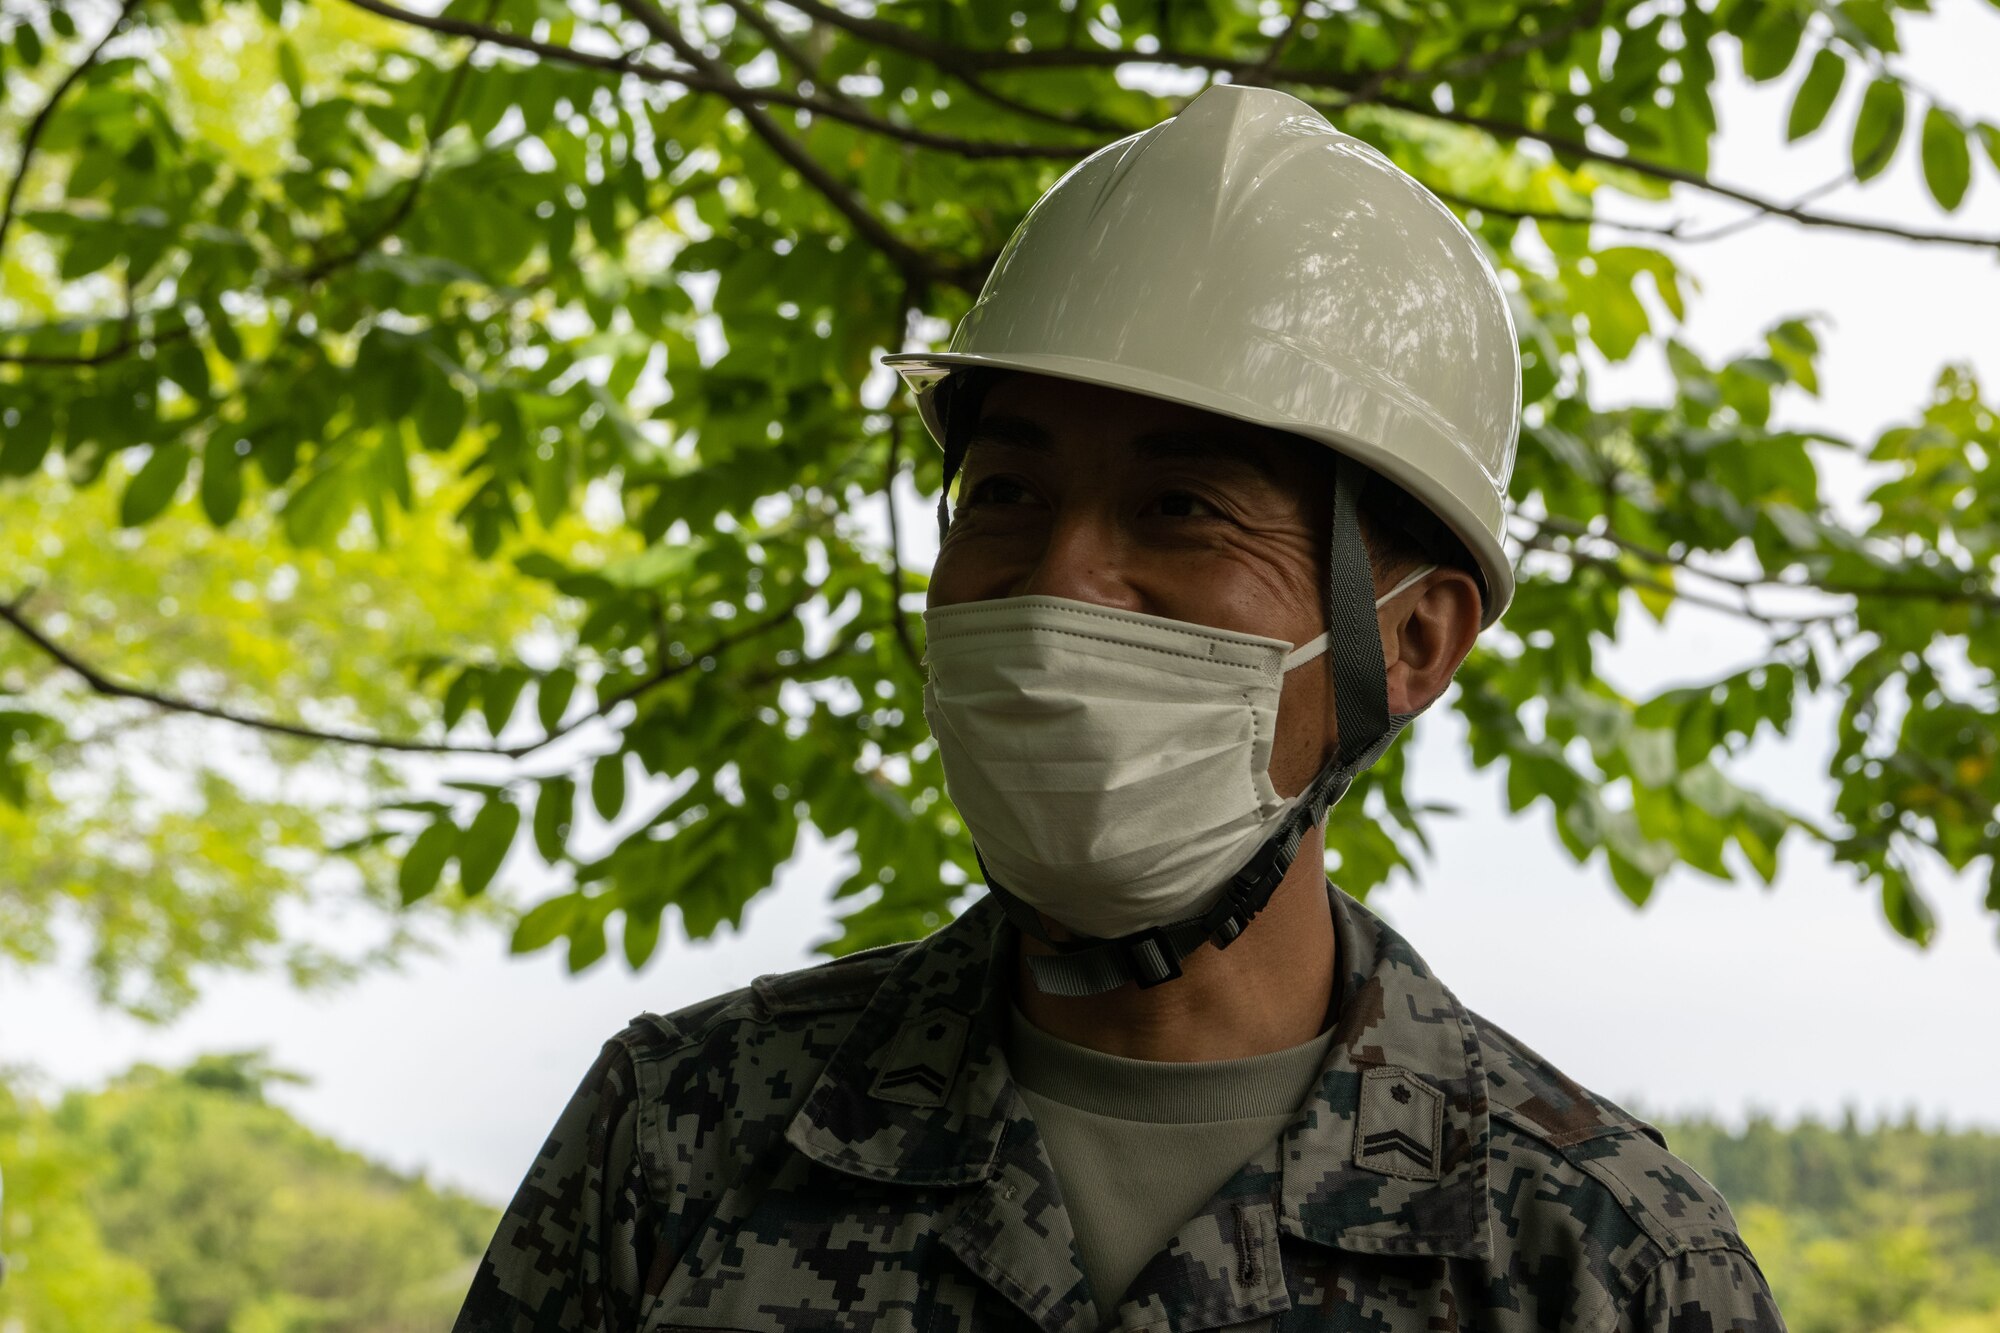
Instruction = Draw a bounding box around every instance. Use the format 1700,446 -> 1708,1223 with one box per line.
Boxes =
936,403 -> 1419,996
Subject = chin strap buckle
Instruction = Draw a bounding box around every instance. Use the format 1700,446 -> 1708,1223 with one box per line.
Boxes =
1121,926 -> 1185,988
1207,813 -> 1308,951
1208,878 -> 1262,949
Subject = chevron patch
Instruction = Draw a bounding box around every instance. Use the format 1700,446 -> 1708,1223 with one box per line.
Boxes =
869,1010 -> 968,1107
1354,1066 -> 1443,1182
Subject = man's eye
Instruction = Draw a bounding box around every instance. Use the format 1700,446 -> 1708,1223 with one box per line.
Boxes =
1153,490 -> 1222,519
964,476 -> 1033,506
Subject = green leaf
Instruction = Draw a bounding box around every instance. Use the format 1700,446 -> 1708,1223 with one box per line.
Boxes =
60,227 -> 123,281
1850,77 -> 1906,181
120,444 -> 191,527
481,665 -> 531,734
458,796 -> 521,896
1740,7 -> 1803,82
1606,848 -> 1657,906
1879,863 -> 1935,945
441,668 -> 479,731
281,458 -> 356,548
15,22 -> 43,69
277,38 -> 306,104
200,435 -> 245,526
1834,0 -> 1900,53
0,403 -> 54,477
511,893 -> 577,953
1920,106 -> 1971,212
592,751 -> 626,821
1625,727 -> 1678,787
537,668 -> 577,732
1786,48 -> 1845,142
568,909 -> 609,971
415,373 -> 468,452
533,775 -> 575,862
623,906 -> 662,969
1766,318 -> 1821,395
201,298 -> 243,362
1737,818 -> 1779,884
398,818 -> 458,905
162,340 -> 212,403
1980,122 -> 2000,174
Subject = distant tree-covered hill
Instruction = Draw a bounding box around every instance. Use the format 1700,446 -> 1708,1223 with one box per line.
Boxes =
0,1052 -> 497,1333
1656,1110 -> 2000,1333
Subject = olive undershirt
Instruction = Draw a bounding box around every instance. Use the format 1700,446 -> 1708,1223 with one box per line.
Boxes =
1004,1005 -> 1337,1325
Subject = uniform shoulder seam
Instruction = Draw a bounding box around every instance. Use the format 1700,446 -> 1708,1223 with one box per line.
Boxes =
1473,1008 -> 1663,1149
612,940 -> 911,1059
748,939 -> 912,1017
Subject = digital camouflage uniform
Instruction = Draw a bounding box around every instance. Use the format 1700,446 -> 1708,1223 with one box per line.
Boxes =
453,885 -> 1784,1333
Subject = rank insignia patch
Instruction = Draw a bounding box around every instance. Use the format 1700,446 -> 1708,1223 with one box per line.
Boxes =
868,1011 -> 968,1107
1354,1065 -> 1443,1182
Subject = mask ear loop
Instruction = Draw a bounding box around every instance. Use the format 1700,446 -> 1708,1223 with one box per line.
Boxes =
1281,561 -> 1436,672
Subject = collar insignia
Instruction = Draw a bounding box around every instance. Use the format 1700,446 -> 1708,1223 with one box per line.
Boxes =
1355,1066 -> 1443,1181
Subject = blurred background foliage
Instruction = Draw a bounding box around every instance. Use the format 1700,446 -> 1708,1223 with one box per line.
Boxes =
2,0 -> 1998,1017
3,1054 -> 1999,1332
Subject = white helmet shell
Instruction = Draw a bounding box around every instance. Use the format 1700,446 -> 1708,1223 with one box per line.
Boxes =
883,82 -> 1522,625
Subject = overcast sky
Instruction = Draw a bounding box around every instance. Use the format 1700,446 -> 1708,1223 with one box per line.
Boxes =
4,8 -> 1998,1206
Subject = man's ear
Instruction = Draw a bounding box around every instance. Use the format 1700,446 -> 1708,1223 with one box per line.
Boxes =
1382,570 -> 1482,717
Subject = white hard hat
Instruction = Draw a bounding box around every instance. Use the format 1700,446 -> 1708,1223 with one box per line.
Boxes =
883,82 -> 1522,626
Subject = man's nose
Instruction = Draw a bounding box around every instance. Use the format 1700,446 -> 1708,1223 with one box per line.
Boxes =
1007,508 -> 1142,610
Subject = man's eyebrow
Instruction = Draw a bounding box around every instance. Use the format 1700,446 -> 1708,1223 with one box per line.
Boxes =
963,414 -> 1054,453
1129,427 -> 1287,487
964,416 -> 1285,485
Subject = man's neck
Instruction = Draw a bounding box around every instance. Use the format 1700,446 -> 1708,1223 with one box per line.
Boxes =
1010,833 -> 1340,1063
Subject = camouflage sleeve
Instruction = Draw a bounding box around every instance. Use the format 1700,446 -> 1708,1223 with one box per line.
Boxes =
452,1036 -> 660,1333
1626,1243 -> 1787,1332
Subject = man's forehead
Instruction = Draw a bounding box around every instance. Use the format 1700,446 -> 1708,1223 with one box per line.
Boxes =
965,382 -> 1315,486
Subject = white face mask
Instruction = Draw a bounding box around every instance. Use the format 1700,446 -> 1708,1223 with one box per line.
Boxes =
920,564 -> 1436,939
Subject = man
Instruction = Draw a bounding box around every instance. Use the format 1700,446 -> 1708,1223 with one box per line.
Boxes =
454,84 -> 1784,1331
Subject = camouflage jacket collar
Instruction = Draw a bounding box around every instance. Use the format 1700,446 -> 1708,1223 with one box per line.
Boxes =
786,884 -> 1493,1283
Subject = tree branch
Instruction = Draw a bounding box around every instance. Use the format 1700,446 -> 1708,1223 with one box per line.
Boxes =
296,0 -> 503,285
1425,187 -> 1686,240
1361,94 -> 2000,255
337,0 -> 1087,160
1512,529 -> 1826,628
0,0 -> 141,269
766,0 -> 1288,79
0,317 -> 195,367
1244,0 -> 1307,81
607,0 -> 974,289
0,587 -> 812,758
1515,514 -> 2000,613
717,0 -> 841,101
946,67 -> 1137,136
1666,169 -> 1858,245
759,2 -> 2000,256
